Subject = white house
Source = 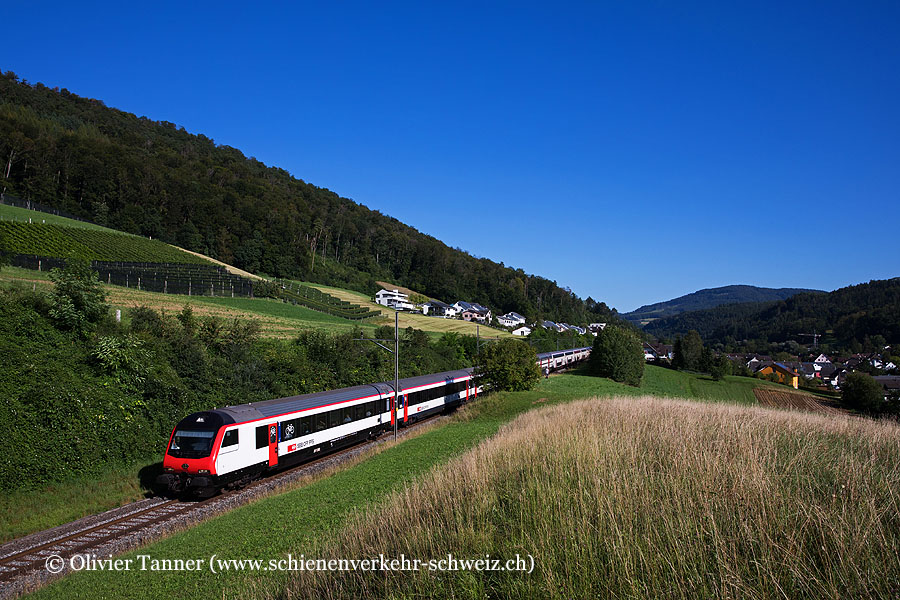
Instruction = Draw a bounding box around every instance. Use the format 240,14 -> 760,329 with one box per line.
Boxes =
588,323 -> 607,335
374,289 -> 415,311
512,325 -> 532,336
497,312 -> 526,328
423,300 -> 451,317
814,354 -> 832,364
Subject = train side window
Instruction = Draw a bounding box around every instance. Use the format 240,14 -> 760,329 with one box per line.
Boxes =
354,403 -> 367,420
256,425 -> 268,449
222,429 -> 239,447
300,416 -> 311,436
328,409 -> 341,429
314,413 -> 327,432
341,406 -> 354,424
365,401 -> 376,417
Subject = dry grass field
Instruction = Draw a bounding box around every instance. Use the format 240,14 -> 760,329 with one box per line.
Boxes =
286,396 -> 900,599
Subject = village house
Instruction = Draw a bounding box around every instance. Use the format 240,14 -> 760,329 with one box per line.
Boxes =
512,325 -> 532,336
461,308 -> 488,323
588,323 -> 607,335
497,312 -> 526,328
453,301 -> 491,322
374,289 -> 415,311
756,363 -> 801,389
422,300 -> 452,317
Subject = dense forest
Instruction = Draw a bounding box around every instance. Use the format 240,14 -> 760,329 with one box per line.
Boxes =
644,278 -> 900,353
622,284 -> 822,323
0,71 -> 613,325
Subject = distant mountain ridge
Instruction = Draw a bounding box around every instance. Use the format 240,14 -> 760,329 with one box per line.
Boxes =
624,285 -> 824,324
641,278 -> 900,352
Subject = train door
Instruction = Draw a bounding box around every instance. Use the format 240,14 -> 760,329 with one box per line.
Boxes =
267,423 -> 278,467
403,394 -> 409,424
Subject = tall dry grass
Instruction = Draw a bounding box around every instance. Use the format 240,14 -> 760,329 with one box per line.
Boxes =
277,397 -> 900,599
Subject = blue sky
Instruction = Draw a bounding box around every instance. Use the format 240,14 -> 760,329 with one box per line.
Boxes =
5,1 -> 899,311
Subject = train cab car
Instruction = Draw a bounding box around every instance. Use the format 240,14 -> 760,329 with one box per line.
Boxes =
157,368 -> 479,497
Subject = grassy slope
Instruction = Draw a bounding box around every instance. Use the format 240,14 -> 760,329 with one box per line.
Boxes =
297,397 -> 900,599
29,367 -> 811,599
0,204 -> 129,233
0,460 -> 157,543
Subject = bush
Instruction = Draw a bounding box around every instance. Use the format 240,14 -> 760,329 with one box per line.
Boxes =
474,338 -> 540,392
842,371 -> 886,415
48,258 -> 107,333
587,324 -> 644,386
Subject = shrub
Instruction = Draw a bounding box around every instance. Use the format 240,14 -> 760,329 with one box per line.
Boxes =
47,258 -> 107,333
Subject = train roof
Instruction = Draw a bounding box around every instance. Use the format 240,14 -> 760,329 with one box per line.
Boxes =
212,368 -> 474,424
537,347 -> 591,360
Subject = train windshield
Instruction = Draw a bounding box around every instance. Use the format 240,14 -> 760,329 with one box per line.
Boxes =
169,430 -> 216,458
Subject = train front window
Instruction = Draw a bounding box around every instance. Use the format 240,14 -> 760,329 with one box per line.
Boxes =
169,430 -> 216,458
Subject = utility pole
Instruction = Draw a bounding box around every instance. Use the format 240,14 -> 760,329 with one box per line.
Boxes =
393,310 -> 399,441
353,310 -> 400,441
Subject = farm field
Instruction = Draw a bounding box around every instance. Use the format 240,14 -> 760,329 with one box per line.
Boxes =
0,221 -> 210,264
0,266 -> 371,339
25,367 -> 860,600
305,282 -> 514,338
753,387 -> 843,414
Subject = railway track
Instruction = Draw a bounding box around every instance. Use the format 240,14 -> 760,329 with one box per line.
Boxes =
0,498 -> 198,583
0,412 -> 446,599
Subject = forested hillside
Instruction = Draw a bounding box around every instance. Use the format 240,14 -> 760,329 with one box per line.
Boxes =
0,71 -> 613,324
644,278 -> 900,353
623,284 -> 821,323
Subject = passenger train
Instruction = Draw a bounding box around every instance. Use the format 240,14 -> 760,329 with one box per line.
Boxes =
157,346 -> 591,496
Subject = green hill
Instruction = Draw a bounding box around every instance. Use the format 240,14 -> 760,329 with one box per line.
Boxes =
0,72 -> 614,326
623,284 -> 822,324
643,278 -> 900,353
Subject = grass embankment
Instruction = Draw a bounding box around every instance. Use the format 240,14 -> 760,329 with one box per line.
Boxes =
294,397 -> 900,599
0,460 -> 156,543
26,368 -> 843,599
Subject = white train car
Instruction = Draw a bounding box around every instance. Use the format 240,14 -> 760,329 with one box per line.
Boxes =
158,368 -> 479,496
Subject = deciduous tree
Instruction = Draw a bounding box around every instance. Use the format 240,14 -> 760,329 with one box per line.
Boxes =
587,324 -> 644,386
474,338 -> 540,392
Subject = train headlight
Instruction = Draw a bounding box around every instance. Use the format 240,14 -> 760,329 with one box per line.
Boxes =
164,467 -> 175,473
198,469 -> 210,474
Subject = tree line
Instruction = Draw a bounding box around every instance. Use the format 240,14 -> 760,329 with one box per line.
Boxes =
0,71 -> 614,326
